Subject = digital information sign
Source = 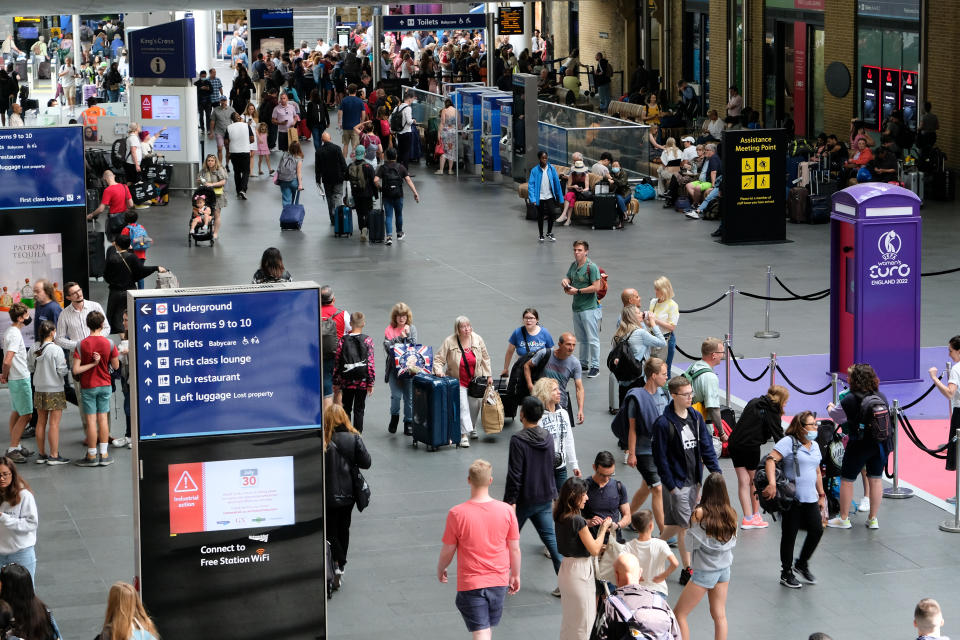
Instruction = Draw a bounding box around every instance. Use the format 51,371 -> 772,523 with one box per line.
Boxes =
0,126 -> 86,210
168,456 -> 296,535
497,7 -> 524,35
141,94 -> 181,120
131,283 -> 326,640
132,286 -> 322,439
142,126 -> 182,152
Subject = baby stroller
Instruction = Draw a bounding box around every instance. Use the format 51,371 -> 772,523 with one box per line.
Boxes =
188,187 -> 216,247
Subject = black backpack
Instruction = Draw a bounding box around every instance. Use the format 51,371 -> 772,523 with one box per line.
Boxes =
607,331 -> 644,382
381,163 -> 404,199
859,393 -> 892,446
337,334 -> 370,382
753,437 -> 800,517
111,137 -> 127,169
610,389 -> 646,451
321,311 -> 344,363
389,103 -> 408,132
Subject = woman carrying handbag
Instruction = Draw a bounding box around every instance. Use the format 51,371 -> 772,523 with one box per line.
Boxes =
434,316 -> 492,448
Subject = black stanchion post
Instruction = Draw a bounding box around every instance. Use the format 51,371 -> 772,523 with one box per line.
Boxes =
755,266 -> 781,339
724,334 -> 732,408
940,427 -> 960,533
884,399 -> 913,499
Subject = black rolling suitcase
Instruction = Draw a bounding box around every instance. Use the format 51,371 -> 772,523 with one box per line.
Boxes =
591,193 -> 620,229
809,194 -> 830,224
494,377 -> 518,422
368,207 -> 385,243
87,231 -> 105,278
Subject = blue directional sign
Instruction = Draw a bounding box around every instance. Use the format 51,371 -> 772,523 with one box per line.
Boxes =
0,126 -> 85,210
129,18 -> 197,79
382,13 -> 487,31
131,285 -> 321,439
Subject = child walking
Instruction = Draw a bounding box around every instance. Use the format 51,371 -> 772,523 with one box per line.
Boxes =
332,312 -> 375,432
72,311 -> 119,467
27,321 -> 69,465
672,472 -> 738,640
256,122 -> 273,175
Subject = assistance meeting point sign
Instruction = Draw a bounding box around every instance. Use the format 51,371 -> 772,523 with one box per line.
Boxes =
130,283 -> 326,640
720,129 -> 787,244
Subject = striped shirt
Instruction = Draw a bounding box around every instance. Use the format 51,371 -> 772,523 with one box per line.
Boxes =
55,301 -> 111,351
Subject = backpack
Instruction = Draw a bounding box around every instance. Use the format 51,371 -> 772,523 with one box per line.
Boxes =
111,137 -> 126,168
276,153 -> 298,182
607,331 -> 644,382
596,265 -> 609,301
682,366 -> 711,387
126,223 -> 152,250
610,389 -> 646,450
859,393 -> 892,445
390,103 -> 409,132
361,133 -> 378,161
602,591 -> 680,640
321,311 -> 344,363
348,162 -> 369,197
337,334 -> 370,382
634,182 -> 656,201
788,138 -> 813,157
753,437 -> 800,517
381,163 -> 404,199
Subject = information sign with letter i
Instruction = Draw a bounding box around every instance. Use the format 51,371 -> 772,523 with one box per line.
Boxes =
128,282 -> 326,640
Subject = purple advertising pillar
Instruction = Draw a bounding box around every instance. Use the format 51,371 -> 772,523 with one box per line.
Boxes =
829,183 -> 922,383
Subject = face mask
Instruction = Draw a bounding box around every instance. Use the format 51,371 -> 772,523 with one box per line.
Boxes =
22,317 -> 31,326
805,430 -> 818,441
611,167 -> 620,174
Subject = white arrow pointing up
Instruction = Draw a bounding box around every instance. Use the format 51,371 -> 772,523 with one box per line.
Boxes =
142,325 -> 151,333
144,361 -> 152,368
144,378 -> 153,386
145,396 -> 153,404
143,343 -> 151,350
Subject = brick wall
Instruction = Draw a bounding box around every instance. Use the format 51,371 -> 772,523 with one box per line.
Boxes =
578,0 -> 626,88
548,6 -> 569,64
823,0 -> 856,140
668,0 -> 683,99
925,3 -> 958,167
708,0 -> 728,114
747,0 -> 764,117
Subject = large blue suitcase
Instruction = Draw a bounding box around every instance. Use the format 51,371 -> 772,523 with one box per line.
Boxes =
280,192 -> 305,230
334,205 -> 353,237
412,374 -> 460,451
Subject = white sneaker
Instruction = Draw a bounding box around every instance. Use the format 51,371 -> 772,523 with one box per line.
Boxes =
459,436 -> 470,448
685,210 -> 701,219
111,436 -> 130,447
469,429 -> 479,439
542,546 -> 551,558
858,497 -> 870,512
826,517 -> 851,529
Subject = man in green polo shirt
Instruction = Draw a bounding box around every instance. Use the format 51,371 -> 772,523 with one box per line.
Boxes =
560,240 -> 603,377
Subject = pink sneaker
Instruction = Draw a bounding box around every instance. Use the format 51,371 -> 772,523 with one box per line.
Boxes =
750,513 -> 769,528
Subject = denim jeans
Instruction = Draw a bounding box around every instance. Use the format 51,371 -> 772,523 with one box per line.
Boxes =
697,183 -> 721,211
279,179 -> 299,207
107,89 -> 120,103
572,307 -> 602,369
383,196 -> 404,235
516,501 -> 562,573
615,193 -> 632,215
388,374 -> 413,422
598,84 -> 611,111
666,331 -> 676,375
0,547 -> 36,581
312,126 -> 324,152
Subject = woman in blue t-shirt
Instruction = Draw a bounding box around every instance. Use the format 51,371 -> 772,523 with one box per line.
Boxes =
500,308 -> 554,377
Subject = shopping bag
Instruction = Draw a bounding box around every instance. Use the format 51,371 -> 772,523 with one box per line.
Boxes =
481,383 -> 505,434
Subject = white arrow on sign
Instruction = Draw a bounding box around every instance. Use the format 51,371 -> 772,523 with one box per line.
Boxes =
140,304 -> 152,315
143,343 -> 151,350
144,361 -> 152,368
144,378 -> 153,386
145,396 -> 153,404
142,325 -> 151,333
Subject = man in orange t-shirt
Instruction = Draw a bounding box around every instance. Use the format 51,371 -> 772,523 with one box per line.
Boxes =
438,459 -> 521,638
80,96 -> 106,140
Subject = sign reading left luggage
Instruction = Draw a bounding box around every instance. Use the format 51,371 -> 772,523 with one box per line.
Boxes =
131,284 -> 322,439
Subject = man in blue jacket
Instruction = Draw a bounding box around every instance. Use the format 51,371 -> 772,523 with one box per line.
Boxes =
651,375 -> 722,586
527,151 -> 563,243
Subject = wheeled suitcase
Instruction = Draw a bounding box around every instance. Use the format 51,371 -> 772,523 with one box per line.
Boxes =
608,372 -> 619,415
86,188 -> 100,214
932,169 -> 955,201
809,194 -> 830,224
787,186 -> 810,223
280,192 -> 305,230
368,207 -> 385,243
411,374 -> 460,451
591,193 -> 620,229
334,205 -> 353,237
494,377 -> 518,422
87,231 -> 105,279
905,170 -> 924,202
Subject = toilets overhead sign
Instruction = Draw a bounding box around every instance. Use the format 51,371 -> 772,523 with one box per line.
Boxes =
130,18 -> 196,79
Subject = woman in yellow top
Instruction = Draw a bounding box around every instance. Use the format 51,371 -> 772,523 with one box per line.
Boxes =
641,93 -> 662,125
648,276 -> 679,375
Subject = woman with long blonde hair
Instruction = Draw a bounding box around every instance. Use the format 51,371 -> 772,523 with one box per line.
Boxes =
100,581 -> 160,640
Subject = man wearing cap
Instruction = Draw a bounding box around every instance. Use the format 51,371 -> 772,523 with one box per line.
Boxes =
211,97 -> 236,167
680,136 -> 698,164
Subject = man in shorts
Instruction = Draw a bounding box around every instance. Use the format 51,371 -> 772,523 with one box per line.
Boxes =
2,304 -> 34,463
438,459 -> 521,639
651,376 -> 721,586
72,311 -> 119,467
626,357 -> 672,534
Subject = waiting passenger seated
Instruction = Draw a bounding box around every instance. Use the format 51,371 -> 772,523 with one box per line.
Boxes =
843,138 -> 873,182
869,144 -> 898,182
685,142 -> 720,208
562,67 -> 580,97
591,152 -> 613,179
657,138 -> 683,196
696,109 -> 725,144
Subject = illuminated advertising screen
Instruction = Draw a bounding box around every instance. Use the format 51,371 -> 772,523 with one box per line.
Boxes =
168,456 -> 296,535
861,66 -> 880,129
142,126 -> 182,152
881,68 -> 900,122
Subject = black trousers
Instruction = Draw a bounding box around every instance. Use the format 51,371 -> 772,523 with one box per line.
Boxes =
779,501 -> 823,573
327,504 -> 353,570
341,388 -> 368,433
537,198 -> 556,237
397,131 -> 413,168
198,103 -> 212,132
354,195 -> 373,230
267,122 -> 278,149
230,152 -> 250,194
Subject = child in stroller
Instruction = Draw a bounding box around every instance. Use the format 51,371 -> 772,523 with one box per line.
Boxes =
189,189 -> 216,246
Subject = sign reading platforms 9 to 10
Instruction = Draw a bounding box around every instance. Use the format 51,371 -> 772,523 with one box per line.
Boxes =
133,288 -> 322,439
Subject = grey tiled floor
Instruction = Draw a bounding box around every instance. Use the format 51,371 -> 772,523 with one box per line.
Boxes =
10,130 -> 960,639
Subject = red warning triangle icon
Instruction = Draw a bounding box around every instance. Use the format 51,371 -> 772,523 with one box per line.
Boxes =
174,470 -> 199,493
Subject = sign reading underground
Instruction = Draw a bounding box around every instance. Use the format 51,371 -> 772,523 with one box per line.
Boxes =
721,129 -> 787,244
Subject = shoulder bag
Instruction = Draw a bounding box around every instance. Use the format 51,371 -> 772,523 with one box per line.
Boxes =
457,335 -> 488,398
350,435 -> 371,512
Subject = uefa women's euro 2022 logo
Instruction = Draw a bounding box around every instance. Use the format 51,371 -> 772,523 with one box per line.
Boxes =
869,229 -> 910,285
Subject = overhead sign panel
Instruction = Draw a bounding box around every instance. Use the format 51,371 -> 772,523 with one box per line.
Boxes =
129,18 -> 197,79
497,7 -> 524,35
0,127 -> 85,210
383,13 -> 487,31
132,286 -> 322,439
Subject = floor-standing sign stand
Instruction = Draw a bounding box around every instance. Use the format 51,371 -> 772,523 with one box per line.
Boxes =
129,283 -> 326,640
